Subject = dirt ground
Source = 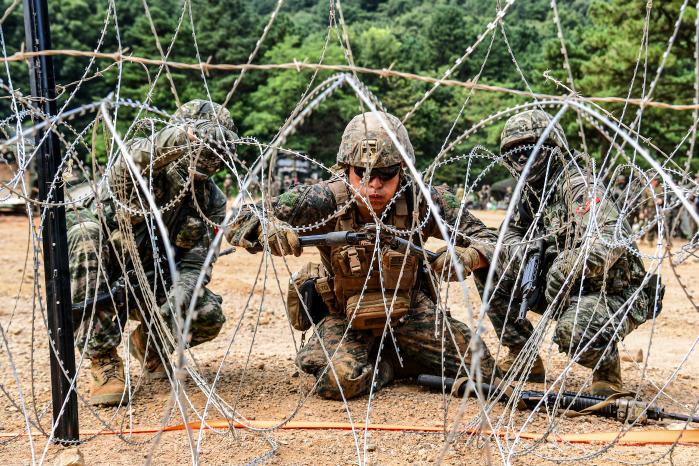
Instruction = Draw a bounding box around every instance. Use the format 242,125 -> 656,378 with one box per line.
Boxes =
0,210 -> 697,465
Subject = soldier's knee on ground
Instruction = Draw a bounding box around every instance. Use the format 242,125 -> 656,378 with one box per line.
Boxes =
314,358 -> 374,400
315,357 -> 394,400
297,342 -> 381,400
554,295 -> 626,368
395,303 -> 499,380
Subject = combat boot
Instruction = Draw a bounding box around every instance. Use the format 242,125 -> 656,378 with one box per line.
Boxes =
498,345 -> 546,383
89,349 -> 127,406
129,325 -> 167,380
591,356 -> 623,397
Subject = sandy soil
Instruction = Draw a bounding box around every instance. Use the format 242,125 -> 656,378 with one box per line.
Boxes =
0,210 -> 697,465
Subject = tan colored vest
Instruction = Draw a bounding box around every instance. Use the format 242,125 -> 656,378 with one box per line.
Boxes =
325,179 -> 419,308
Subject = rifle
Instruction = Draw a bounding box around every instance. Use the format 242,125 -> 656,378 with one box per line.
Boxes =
517,229 -> 546,321
71,247 -> 235,323
298,224 -> 440,263
417,374 -> 699,425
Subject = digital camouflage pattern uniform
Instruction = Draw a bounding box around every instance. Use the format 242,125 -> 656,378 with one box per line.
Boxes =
488,110 -> 657,381
227,112 -> 499,400
67,100 -> 233,359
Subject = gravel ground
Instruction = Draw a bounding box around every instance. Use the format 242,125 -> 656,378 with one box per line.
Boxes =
0,210 -> 696,465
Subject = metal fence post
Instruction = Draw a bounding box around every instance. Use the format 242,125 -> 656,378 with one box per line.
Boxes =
23,0 -> 80,443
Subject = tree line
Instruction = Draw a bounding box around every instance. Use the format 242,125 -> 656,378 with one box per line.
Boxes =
1,0 -> 696,185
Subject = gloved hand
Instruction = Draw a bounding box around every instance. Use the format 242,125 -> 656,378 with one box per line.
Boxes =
260,218 -> 302,257
432,245 -> 482,279
191,121 -> 238,148
545,249 -> 585,304
224,215 -> 260,251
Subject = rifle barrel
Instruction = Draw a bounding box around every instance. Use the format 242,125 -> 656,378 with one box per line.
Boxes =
418,373 -> 699,425
416,374 -> 497,397
298,231 -> 357,247
662,412 -> 699,423
390,236 -> 440,263
297,231 -> 439,264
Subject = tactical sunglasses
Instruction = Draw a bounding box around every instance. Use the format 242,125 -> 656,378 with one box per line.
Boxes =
504,144 -> 557,164
352,164 -> 401,181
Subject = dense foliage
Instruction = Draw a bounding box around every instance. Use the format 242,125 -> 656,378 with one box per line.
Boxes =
2,0 -> 697,184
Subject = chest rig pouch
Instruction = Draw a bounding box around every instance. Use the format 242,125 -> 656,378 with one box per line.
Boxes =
286,262 -> 335,331
327,180 -> 417,330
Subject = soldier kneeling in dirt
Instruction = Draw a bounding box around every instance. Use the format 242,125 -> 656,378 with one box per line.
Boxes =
226,111 -> 499,400
67,100 -> 236,405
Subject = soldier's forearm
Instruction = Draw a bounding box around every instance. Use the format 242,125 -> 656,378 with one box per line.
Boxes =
149,126 -> 192,172
167,267 -> 209,308
225,210 -> 262,247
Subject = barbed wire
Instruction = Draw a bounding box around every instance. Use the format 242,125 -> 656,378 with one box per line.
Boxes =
5,49 -> 699,111
1,1 -> 698,465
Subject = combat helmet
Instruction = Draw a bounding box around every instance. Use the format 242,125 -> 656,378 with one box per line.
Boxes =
173,99 -> 237,132
500,109 -> 567,153
337,112 -> 415,168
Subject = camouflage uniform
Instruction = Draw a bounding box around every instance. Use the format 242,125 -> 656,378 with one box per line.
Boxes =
227,112 -> 499,400
488,110 -> 657,378
485,171 -> 652,368
67,100 -> 233,359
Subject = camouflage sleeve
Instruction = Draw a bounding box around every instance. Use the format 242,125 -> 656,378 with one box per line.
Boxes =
170,241 -> 213,310
495,220 -> 530,281
110,124 -> 190,184
564,175 -> 629,277
428,185 -> 497,260
225,181 -> 337,248
168,182 -> 226,307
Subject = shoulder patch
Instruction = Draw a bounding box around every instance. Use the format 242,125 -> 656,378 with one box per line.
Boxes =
278,190 -> 300,208
575,197 -> 601,216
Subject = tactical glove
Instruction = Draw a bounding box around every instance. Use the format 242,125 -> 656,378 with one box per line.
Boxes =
224,215 -> 261,251
191,121 -> 238,151
545,249 -> 586,304
432,245 -> 481,279
260,218 -> 302,257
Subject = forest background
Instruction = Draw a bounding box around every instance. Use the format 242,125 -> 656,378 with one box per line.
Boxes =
1,0 -> 697,186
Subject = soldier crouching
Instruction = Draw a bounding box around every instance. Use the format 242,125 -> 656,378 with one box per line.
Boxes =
225,111 -> 499,400
67,99 -> 236,406
486,109 -> 663,396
